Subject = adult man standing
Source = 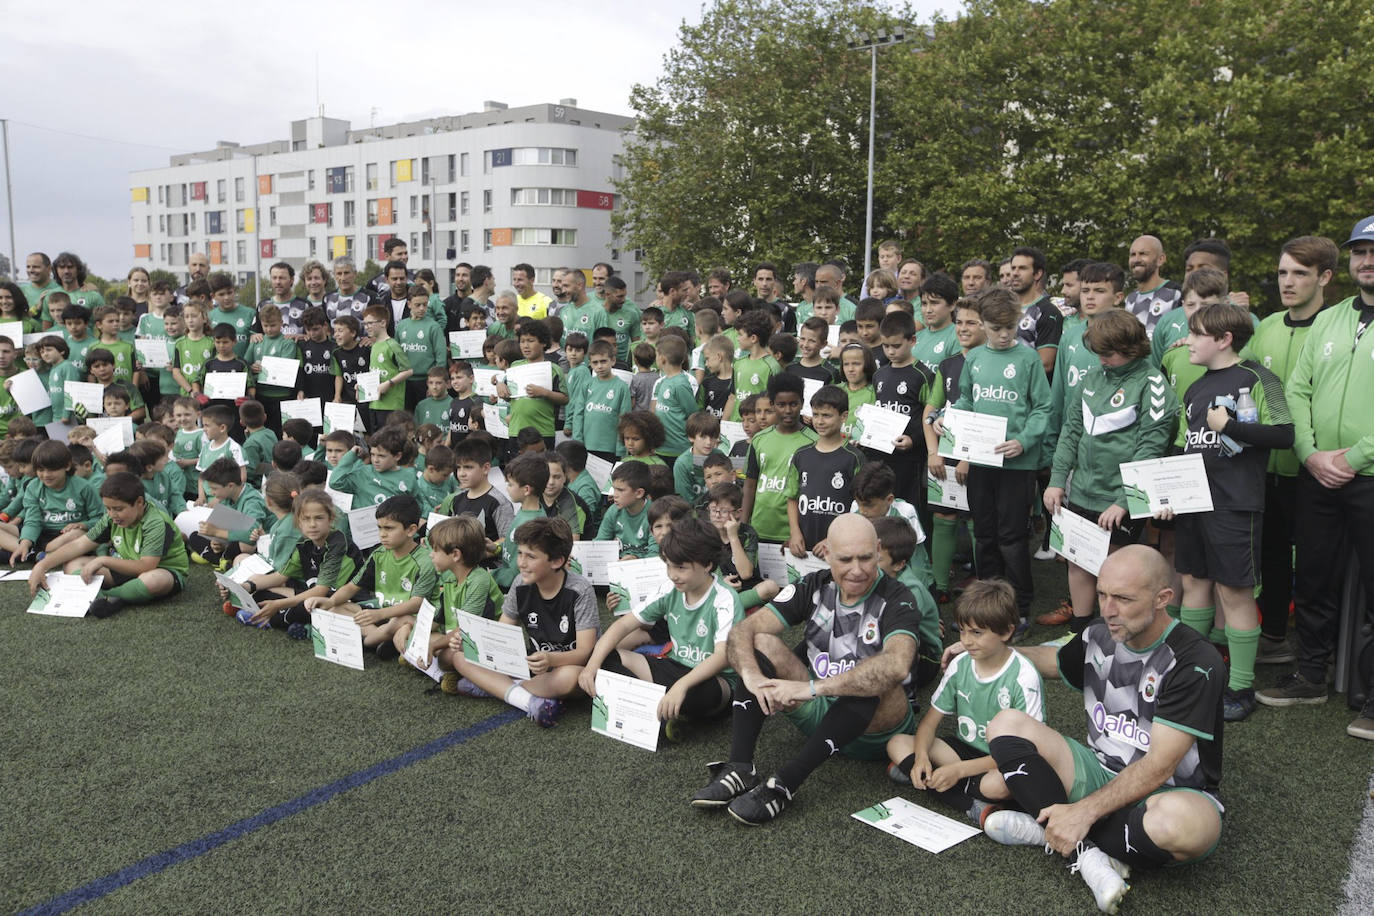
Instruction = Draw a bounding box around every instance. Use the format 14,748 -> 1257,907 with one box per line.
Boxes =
960,259 -> 992,296
978,546 -> 1225,912
467,265 -> 497,323
325,257 -> 372,324
1007,246 -> 1062,375
589,262 -> 614,304
658,270 -> 694,342
602,276 -> 640,365
1257,218 -> 1374,740
257,261 -> 309,337
556,269 -> 607,343
706,268 -> 733,300
441,262 -> 473,334
20,252 -> 60,324
691,514 -> 920,824
368,238 -> 411,297
175,252 -> 211,304
52,252 -> 105,316
1183,238 -> 1250,309
1123,236 -> 1181,340
381,260 -> 412,328
513,263 -> 551,319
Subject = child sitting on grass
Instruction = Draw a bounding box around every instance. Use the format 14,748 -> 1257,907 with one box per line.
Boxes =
442,517 -> 598,727
405,515 -> 502,680
26,471 -> 190,618
186,457 -> 270,568
0,440 -> 102,566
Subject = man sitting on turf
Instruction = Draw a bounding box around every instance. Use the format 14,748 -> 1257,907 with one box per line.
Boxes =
963,545 -> 1224,914
691,514 -> 920,825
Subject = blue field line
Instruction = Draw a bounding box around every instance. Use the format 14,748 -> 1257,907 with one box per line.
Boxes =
20,708 -> 523,916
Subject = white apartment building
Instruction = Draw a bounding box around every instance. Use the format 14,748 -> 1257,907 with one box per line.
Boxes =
128,101 -> 644,298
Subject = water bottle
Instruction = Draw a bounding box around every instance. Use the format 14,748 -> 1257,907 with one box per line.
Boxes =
1236,388 -> 1258,424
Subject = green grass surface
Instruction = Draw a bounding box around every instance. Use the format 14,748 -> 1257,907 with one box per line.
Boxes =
4,558 -> 1371,914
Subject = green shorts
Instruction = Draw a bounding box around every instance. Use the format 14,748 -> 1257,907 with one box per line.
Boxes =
1065,736 -> 1116,802
783,696 -> 917,761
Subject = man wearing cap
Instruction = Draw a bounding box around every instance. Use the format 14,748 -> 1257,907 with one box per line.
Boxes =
1257,216 -> 1374,740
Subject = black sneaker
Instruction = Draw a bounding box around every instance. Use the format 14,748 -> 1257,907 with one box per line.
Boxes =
88,597 -> 125,619
1256,671 -> 1327,707
1222,687 -> 1257,722
374,641 -> 400,661
1255,636 -> 1296,665
1349,697 -> 1374,741
727,776 -> 794,825
690,761 -> 757,808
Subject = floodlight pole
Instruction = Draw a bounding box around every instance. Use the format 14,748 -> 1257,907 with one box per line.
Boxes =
1,119 -> 15,282
848,31 -> 908,283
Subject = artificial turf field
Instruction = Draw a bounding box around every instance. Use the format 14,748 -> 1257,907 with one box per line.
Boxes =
4,555 -> 1372,915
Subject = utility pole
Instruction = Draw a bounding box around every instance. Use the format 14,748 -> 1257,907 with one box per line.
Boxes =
1,119 -> 15,281
847,30 -> 910,282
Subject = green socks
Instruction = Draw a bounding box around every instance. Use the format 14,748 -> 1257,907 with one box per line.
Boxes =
103,578 -> 154,604
737,588 -> 763,608
931,516 -> 957,592
1179,605 -> 1214,636
1227,626 -> 1260,691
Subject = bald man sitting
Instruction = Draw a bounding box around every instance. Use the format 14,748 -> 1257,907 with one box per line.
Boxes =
691,514 -> 920,825
965,545 -> 1224,913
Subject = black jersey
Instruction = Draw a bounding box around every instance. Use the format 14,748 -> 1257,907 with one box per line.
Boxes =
937,352 -> 967,407
873,361 -> 935,442
770,570 -> 921,682
700,375 -> 734,418
441,487 -> 515,547
256,297 -> 311,336
1018,294 -> 1064,353
500,571 -> 600,652
1181,360 -> 1293,511
787,442 -> 866,548
448,395 -> 478,445
325,289 -> 372,324
331,345 -> 371,405
785,362 -> 837,384
298,339 -> 335,402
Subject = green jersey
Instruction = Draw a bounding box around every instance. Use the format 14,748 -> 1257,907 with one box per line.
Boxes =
745,425 -> 819,542
415,396 -> 452,431
563,364 -> 591,431
173,335 -> 216,389
62,331 -> 96,377
352,543 -> 439,607
896,562 -> 943,661
86,500 -> 190,583
20,475 -> 102,542
568,470 -> 604,533
951,343 -> 1052,470
506,359 -> 564,439
635,576 -> 744,670
558,301 -> 609,343
497,506 -> 547,588
661,304 -> 694,344
97,338 -> 138,385
912,323 -> 959,374
218,484 -> 270,543
208,305 -> 258,358
1160,344 -> 1206,448
173,428 -> 202,467
368,337 -> 411,411
242,427 -> 278,487
1240,308 -> 1326,476
415,474 -> 459,515
396,317 -> 447,375
1282,297 -> 1374,475
603,303 -> 642,365
1046,318 -> 1108,457
195,436 -> 246,499
731,353 -> 782,420
652,371 -> 698,457
571,374 -> 632,453
1150,308 -> 1191,369
931,649 -> 1045,753
328,448 -> 420,507
595,500 -> 654,558
262,512 -> 301,570
245,334 -> 300,397
438,566 -> 502,631
673,448 -> 723,503
20,278 -> 61,322
842,384 -> 875,440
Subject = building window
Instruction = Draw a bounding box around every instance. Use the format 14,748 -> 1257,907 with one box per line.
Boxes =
236,240 -> 247,263
390,158 -> 416,184
447,193 -> 457,222
235,177 -> 245,202
483,190 -> 491,213
447,154 -> 456,183
510,147 -> 578,166
343,200 -> 356,228
146,215 -> 152,233
366,163 -> 378,191
410,195 -> 419,219
483,229 -> 492,252
307,170 -> 316,190
157,185 -> 164,204
510,228 -> 577,246
511,188 -> 577,206
216,179 -> 226,203
461,229 -> 469,252
189,212 -> 197,231
159,215 -> 166,232
309,237 -> 317,257
269,206 -> 278,227
535,268 -> 555,287
460,191 -> 470,215
460,152 -> 470,177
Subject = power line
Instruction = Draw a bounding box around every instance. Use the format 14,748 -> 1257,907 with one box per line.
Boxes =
4,119 -> 184,153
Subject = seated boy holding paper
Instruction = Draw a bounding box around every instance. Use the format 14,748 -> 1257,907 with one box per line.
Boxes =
26,472 -> 189,618
186,456 -> 271,567
578,516 -> 741,736
442,516 -> 597,727
0,440 -> 102,566
305,494 -> 439,659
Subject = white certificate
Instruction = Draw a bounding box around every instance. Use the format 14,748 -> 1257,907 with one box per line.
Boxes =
1119,454 -> 1213,519
799,377 -> 824,418
91,424 -> 124,458
256,534 -> 273,560
134,337 -> 172,369
88,416 -> 135,448
44,422 -> 71,443
482,403 -> 509,439
938,407 -> 1007,467
473,368 -> 500,397
583,453 -> 614,491
505,361 -> 552,398
926,467 -> 969,512
449,330 -> 486,359
855,403 -> 913,455
214,571 -> 263,618
347,505 -> 380,549
354,370 -> 381,403
606,556 -> 672,616
611,368 -> 635,387
718,420 -> 747,452
259,356 -> 300,388
570,539 -> 621,586
204,372 -> 248,400
756,541 -> 789,583
311,609 -> 365,670
786,551 -> 830,584
174,504 -> 213,538
8,368 -> 51,414
1050,508 -> 1111,576
0,320 -> 24,347
232,554 -> 275,583
324,485 -> 352,512
280,397 -> 323,428
591,669 -> 667,752
403,599 -> 444,681
64,380 -> 105,414
852,797 -> 982,854
207,503 -> 258,535
425,511 -> 451,534
26,573 -> 101,617
457,610 -> 532,679
323,401 -> 361,437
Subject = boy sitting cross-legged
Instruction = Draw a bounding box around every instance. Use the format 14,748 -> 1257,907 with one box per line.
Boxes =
443,516 -> 599,727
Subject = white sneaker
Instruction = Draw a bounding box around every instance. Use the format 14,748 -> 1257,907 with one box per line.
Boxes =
982,809 -> 1046,846
1071,845 -> 1130,914
1034,547 -> 1058,561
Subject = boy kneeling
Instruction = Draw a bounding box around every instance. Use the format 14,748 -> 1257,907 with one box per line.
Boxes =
579,516 -> 743,738
27,472 -> 190,618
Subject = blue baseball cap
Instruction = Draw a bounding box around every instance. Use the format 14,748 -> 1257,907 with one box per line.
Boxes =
1342,214 -> 1374,247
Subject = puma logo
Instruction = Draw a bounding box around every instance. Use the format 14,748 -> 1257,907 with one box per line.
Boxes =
825,739 -> 839,756
957,690 -> 972,703
732,699 -> 752,710
1124,824 -> 1138,855
1003,763 -> 1030,780
1194,666 -> 1212,681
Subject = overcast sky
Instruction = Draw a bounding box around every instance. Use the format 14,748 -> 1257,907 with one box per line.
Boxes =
1,0 -> 951,279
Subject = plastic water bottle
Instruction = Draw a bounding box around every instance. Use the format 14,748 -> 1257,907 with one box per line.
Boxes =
1236,388 -> 1258,424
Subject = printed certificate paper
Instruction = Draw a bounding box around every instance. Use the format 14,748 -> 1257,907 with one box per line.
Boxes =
1120,454 -> 1214,519
591,669 -> 667,752
1050,508 -> 1111,576
311,610 -> 365,670
569,540 -> 621,586
26,573 -> 101,617
504,361 -> 552,399
258,356 -> 301,388
938,408 -> 1007,467
926,468 -> 969,512
786,551 -> 830,583
204,372 -> 248,400
852,797 -> 982,854
457,610 -> 532,679
402,599 -> 444,681
854,403 -> 912,454
606,557 -> 672,616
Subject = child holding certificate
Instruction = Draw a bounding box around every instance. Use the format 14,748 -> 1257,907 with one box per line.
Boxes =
1043,310 -> 1178,634
422,516 -> 504,690
244,303 -> 300,433
443,517 -> 599,727
578,516 -> 743,736
0,440 -> 102,566
1174,302 -> 1293,722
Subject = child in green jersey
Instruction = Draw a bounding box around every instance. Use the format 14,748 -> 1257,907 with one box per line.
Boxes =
188,456 -> 271,566
560,332 -> 590,437
396,285 -> 447,410
885,580 -> 1044,823
91,305 -> 141,392
617,410 -> 669,469
360,304 -> 413,429
420,516 -> 503,682
306,494 -> 439,658
871,516 -> 942,688
321,430 -> 353,468
238,399 -> 278,488
597,460 -> 655,559
499,319 -> 567,450
572,340 -> 633,461
26,472 -> 190,618
222,471 -> 301,621
672,410 -> 723,503
495,453 -> 551,589
415,367 -> 453,432
171,302 -> 215,399
328,425 -> 420,509
244,303 -> 300,432
38,335 -> 80,426
743,374 -> 817,546
415,444 -> 459,515
579,515 -> 742,729
730,310 -> 782,421
555,440 -> 605,536
192,405 -> 246,503
651,336 -> 697,457
170,396 -> 203,495
0,440 -> 102,565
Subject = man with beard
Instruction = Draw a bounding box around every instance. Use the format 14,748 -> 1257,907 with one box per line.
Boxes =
441,262 -> 474,334
1123,235 -> 1181,339
325,257 -> 373,324
175,252 -> 211,305
1008,246 -> 1062,376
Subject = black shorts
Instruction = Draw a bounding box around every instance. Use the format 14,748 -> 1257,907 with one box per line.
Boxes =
105,567 -> 187,596
1066,500 -> 1146,548
1174,509 -> 1260,589
940,734 -> 985,761
640,654 -> 694,688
